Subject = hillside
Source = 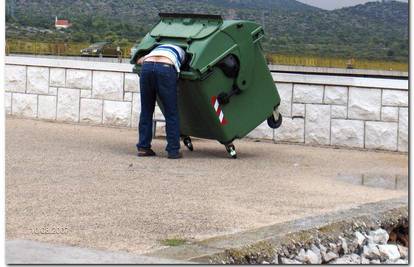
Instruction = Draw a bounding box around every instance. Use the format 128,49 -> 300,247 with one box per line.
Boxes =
263,1 -> 408,61
5,0 -> 408,62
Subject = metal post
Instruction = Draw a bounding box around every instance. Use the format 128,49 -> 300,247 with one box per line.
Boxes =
117,46 -> 122,63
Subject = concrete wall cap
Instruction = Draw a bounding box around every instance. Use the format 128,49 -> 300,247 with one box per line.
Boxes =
273,73 -> 408,90
6,56 -> 133,73
5,56 -> 407,90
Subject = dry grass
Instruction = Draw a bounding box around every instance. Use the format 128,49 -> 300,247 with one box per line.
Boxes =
266,53 -> 408,72
5,39 -> 133,57
6,39 -> 89,56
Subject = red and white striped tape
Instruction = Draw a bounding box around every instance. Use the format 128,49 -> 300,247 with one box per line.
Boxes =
211,96 -> 228,125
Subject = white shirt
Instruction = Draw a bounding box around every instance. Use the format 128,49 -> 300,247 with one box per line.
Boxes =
144,44 -> 186,73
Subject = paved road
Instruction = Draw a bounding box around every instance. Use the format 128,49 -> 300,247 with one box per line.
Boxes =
9,53 -> 130,63
5,118 -> 408,261
6,239 -> 192,264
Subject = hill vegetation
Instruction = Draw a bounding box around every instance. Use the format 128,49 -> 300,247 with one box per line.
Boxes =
5,0 -> 408,62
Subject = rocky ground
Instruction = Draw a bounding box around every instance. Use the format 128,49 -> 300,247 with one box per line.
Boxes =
212,206 -> 408,264
218,226 -> 408,265
277,228 -> 408,264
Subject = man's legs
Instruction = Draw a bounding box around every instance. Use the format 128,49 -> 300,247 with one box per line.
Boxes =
137,64 -> 156,151
154,64 -> 180,156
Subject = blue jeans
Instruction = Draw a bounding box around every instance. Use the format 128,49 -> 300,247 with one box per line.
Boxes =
137,62 -> 180,156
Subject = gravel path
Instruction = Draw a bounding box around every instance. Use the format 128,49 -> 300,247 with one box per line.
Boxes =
6,118 -> 408,254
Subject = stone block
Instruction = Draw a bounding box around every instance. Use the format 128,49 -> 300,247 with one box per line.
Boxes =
365,121 -> 398,151
57,88 -> 80,122
92,71 -> 123,100
103,100 -> 131,127
27,67 -> 49,94
49,87 -> 57,96
12,93 -> 37,118
293,84 -> 324,104
50,68 -> 65,87
38,95 -> 57,120
324,86 -> 348,105
80,99 -> 103,124
398,108 -> 408,152
5,65 -> 26,93
92,71 -> 124,101
247,122 -> 274,140
154,105 -> 165,120
381,107 -> 398,122
292,103 -> 305,117
369,229 -> 389,244
154,121 -> 166,137
382,90 -> 408,107
80,89 -> 92,98
66,69 -> 91,89
331,105 -> 347,119
5,92 -> 12,115
331,119 -> 364,148
348,87 -> 381,120
124,92 -> 133,101
124,73 -> 139,92
274,118 -> 304,143
131,93 -> 141,128
378,245 -> 401,261
305,104 -> 330,145
276,83 -> 292,117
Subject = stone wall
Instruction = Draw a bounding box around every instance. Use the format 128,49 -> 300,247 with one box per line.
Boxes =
5,57 -> 140,129
4,56 -> 409,152
247,74 -> 408,153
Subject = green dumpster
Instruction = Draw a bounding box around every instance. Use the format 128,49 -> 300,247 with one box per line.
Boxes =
131,13 -> 282,158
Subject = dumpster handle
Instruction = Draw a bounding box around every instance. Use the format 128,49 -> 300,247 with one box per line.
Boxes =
199,44 -> 238,74
253,34 -> 264,44
217,84 -> 241,105
251,26 -> 263,37
251,27 -> 265,44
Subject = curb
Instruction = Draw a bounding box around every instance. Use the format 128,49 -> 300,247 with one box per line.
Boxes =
145,197 -> 408,263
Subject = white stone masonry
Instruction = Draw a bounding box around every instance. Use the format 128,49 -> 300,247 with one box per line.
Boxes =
4,57 -> 408,153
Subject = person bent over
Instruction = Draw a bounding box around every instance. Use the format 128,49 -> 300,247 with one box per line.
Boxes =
136,44 -> 185,159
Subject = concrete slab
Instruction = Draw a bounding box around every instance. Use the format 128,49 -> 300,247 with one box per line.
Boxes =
145,197 -> 408,262
6,118 -> 408,259
6,239 -> 192,264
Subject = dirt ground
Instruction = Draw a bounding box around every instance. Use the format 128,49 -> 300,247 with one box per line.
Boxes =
6,118 -> 408,254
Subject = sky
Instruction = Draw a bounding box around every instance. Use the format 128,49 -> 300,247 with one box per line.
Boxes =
296,0 -> 408,10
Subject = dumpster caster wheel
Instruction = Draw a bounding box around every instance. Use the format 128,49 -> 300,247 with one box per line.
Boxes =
225,144 -> 237,159
267,112 -> 283,129
182,136 -> 194,151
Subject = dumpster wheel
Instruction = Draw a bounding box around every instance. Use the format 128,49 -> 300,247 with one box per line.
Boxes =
267,112 -> 283,129
182,136 -> 194,151
225,143 -> 237,159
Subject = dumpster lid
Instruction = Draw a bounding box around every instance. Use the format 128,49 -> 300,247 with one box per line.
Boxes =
150,13 -> 223,40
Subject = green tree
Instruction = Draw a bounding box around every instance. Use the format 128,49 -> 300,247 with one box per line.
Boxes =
104,31 -> 119,43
